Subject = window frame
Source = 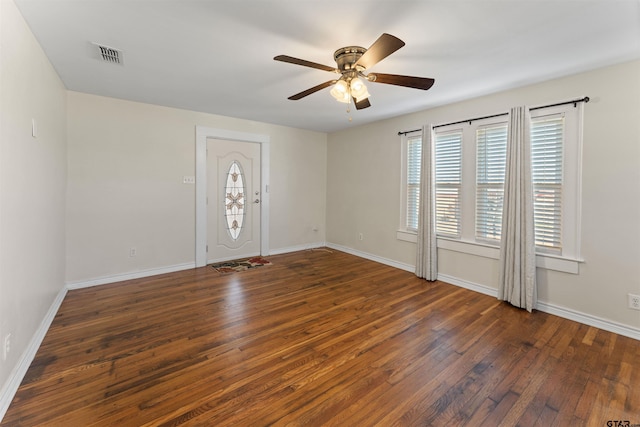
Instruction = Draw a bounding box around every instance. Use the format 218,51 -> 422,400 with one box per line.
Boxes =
399,131 -> 422,234
530,104 -> 583,260
475,122 -> 508,244
433,116 -> 509,245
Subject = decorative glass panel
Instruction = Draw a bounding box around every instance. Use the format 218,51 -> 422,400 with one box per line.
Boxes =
224,161 -> 245,240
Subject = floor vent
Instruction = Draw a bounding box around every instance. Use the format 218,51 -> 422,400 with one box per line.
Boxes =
92,43 -> 124,65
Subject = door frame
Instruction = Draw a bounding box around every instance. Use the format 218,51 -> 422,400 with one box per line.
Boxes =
195,126 -> 270,268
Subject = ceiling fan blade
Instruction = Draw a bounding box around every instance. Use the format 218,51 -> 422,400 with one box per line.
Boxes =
355,33 -> 405,70
274,55 -> 337,73
288,80 -> 336,100
368,73 -> 435,90
354,98 -> 371,110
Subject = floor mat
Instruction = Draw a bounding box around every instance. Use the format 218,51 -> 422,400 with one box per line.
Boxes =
210,256 -> 272,273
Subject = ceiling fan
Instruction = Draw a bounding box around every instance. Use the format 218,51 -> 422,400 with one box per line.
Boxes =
274,33 -> 435,110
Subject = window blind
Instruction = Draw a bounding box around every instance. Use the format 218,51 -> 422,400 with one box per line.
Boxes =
531,115 -> 564,251
406,136 -> 422,231
435,131 -> 462,236
476,124 -> 508,242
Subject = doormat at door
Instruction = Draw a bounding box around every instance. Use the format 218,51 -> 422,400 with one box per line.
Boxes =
210,256 -> 272,273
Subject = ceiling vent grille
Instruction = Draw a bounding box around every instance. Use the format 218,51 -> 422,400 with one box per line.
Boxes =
92,43 -> 124,65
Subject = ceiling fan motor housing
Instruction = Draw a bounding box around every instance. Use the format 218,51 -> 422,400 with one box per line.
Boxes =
334,46 -> 366,73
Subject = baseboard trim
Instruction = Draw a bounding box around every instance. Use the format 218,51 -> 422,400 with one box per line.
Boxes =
436,273 -> 499,298
66,262 -> 196,290
535,301 -> 640,341
269,242 -> 327,256
325,243 -> 415,273
327,242 -> 640,342
0,286 -> 67,422
437,274 -> 640,341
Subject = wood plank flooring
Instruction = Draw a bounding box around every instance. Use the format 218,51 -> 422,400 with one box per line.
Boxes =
2,249 -> 639,426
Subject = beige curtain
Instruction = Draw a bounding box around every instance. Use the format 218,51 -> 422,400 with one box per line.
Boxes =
416,124 -> 437,281
498,106 -> 537,311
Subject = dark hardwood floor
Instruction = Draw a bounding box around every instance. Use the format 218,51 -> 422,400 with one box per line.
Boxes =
2,249 -> 639,426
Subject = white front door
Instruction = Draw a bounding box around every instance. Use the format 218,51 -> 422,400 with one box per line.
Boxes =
207,139 -> 261,263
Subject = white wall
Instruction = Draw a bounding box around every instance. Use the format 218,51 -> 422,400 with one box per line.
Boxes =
66,92 -> 327,284
0,0 -> 67,407
327,59 -> 640,332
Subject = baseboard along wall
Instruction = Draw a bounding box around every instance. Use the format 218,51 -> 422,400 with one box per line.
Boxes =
326,242 -> 640,341
0,286 -> 67,421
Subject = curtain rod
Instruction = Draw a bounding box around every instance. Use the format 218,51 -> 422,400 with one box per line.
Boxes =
397,96 -> 589,136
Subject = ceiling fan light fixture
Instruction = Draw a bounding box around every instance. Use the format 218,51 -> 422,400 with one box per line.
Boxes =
350,77 -> 370,101
332,91 -> 351,104
330,80 -> 351,103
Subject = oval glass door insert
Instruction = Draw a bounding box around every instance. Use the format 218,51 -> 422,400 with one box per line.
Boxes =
224,161 -> 245,240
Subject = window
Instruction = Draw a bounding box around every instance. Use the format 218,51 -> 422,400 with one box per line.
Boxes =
435,131 -> 462,237
405,135 -> 422,231
475,124 -> 508,242
398,100 -> 583,269
531,114 -> 564,252
400,130 -> 463,237
471,116 -> 567,252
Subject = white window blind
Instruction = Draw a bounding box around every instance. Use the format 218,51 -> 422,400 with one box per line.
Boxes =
531,114 -> 564,252
435,131 -> 462,237
406,135 -> 422,231
475,124 -> 508,242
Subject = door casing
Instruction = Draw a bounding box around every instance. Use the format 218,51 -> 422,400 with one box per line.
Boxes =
195,126 -> 270,267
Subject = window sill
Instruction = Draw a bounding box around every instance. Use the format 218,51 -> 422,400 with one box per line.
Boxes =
396,230 -> 583,274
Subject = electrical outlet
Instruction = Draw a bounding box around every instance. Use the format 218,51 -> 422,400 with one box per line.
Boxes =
182,176 -> 195,184
3,333 -> 11,361
129,247 -> 137,257
629,293 -> 640,310
358,233 -> 364,241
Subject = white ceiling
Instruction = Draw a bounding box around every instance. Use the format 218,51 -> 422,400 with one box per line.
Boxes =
14,0 -> 640,133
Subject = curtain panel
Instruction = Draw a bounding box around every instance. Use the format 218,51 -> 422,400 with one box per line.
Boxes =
416,124 -> 438,281
498,106 -> 537,311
